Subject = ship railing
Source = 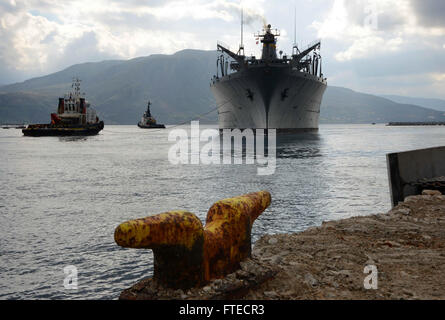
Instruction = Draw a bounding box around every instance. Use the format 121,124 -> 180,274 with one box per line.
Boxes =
230,61 -> 240,71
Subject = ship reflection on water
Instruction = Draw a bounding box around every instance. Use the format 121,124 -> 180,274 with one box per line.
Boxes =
58,136 -> 91,142
208,130 -> 322,165
276,133 -> 322,160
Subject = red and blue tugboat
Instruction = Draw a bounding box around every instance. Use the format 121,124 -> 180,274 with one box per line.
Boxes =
23,78 -> 104,137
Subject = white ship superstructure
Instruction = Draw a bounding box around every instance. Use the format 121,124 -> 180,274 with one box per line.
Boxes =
56,78 -> 99,125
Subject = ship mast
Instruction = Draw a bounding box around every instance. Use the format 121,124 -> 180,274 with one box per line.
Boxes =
292,6 -> 299,55
72,77 -> 82,99
146,101 -> 152,118
238,8 -> 245,56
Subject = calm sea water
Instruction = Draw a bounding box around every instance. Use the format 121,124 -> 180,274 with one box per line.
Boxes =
1,124 -> 445,299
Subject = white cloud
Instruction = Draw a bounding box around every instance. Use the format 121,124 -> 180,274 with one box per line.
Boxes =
311,0 -> 348,41
307,0 -> 445,99
0,0 -> 265,81
312,0 -> 445,61
431,73 -> 445,82
335,35 -> 404,61
135,0 -> 264,22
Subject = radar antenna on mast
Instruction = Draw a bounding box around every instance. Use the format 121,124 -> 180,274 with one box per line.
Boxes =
71,77 -> 83,98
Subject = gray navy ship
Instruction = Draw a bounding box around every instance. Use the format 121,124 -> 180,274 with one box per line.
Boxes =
210,23 -> 327,131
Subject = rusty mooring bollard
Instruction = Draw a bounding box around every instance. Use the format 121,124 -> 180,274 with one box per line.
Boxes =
114,191 -> 271,289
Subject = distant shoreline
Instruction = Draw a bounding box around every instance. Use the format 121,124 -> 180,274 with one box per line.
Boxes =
387,122 -> 445,126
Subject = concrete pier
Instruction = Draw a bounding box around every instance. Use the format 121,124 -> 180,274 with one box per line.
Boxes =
244,190 -> 445,300
387,146 -> 445,207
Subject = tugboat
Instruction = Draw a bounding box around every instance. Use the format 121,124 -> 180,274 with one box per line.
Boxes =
137,101 -> 165,129
22,78 -> 104,136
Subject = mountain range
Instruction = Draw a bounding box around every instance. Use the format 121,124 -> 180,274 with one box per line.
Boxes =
380,95 -> 445,112
1,49 -> 445,125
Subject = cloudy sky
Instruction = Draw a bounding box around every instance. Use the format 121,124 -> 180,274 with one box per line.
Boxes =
1,0 -> 445,98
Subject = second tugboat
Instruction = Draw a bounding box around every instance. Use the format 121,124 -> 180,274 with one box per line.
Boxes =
22,78 -> 104,136
137,101 -> 165,129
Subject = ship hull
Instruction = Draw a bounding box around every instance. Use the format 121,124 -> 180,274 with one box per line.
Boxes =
22,122 -> 104,137
137,123 -> 166,129
210,65 -> 327,130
